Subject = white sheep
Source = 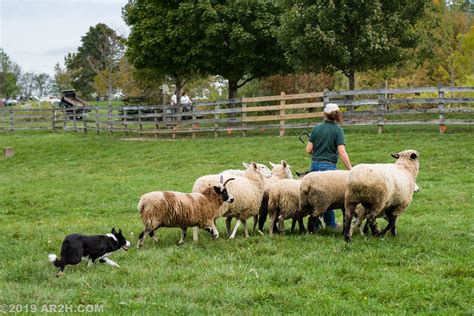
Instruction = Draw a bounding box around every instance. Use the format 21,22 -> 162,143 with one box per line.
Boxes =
257,160 -> 294,233
266,178 -> 303,236
299,170 -> 350,232
343,149 -> 420,242
137,176 -> 235,246
191,162 -> 272,240
216,162 -> 268,238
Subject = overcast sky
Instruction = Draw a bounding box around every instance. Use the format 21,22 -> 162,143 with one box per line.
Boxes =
1,0 -> 129,76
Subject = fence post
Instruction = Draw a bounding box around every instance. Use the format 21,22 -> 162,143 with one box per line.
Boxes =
108,104 -> 113,135
214,103 -> 220,138
279,91 -> 286,136
95,107 -> 100,135
73,108 -> 77,132
154,106 -> 159,139
9,108 -> 14,132
191,104 -> 196,139
63,109 -> 67,130
83,107 -> 88,134
438,88 -> 446,134
242,102 -> 247,137
377,93 -> 385,134
52,109 -> 57,131
138,106 -> 143,138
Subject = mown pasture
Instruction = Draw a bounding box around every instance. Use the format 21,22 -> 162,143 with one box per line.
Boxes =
0,125 -> 472,314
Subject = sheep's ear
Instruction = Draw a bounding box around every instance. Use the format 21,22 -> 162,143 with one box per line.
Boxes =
242,162 -> 250,168
281,160 -> 287,168
251,162 -> 257,169
391,153 -> 400,159
296,171 -> 301,177
219,174 -> 224,184
410,152 -> 418,160
268,161 -> 276,168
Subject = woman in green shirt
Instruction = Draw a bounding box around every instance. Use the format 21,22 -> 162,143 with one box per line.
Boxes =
305,103 -> 352,229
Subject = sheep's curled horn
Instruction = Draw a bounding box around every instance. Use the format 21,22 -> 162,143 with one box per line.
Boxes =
223,178 -> 235,186
298,131 -> 310,144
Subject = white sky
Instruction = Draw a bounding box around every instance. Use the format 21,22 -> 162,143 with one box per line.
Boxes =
0,0 -> 129,76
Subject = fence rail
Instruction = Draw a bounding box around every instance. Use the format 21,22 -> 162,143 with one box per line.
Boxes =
1,86 -> 473,137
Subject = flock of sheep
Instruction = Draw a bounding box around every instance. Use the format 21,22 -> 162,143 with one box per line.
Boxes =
136,149 -> 420,245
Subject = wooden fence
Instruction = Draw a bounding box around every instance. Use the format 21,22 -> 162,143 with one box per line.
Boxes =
1,86 -> 473,137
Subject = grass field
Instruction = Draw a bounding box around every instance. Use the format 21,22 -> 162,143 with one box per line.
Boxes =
0,125 -> 473,314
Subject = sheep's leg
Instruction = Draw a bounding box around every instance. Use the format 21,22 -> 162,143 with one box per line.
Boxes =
252,215 -> 258,234
148,227 -> 159,242
269,213 -> 277,236
297,217 -> 306,234
291,219 -> 297,233
192,226 -> 199,241
229,219 -> 241,239
343,202 -> 357,242
278,215 -> 285,234
242,219 -> 249,238
178,227 -> 187,245
367,215 -> 381,236
363,220 -> 370,234
137,228 -> 152,248
225,217 -> 233,237
376,211 -> 398,237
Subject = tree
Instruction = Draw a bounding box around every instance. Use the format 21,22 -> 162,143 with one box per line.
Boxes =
124,1 -> 289,100
0,49 -> 21,98
34,73 -> 52,98
279,0 -> 428,91
19,72 -> 36,98
66,24 -> 124,99
199,1 -> 289,99
124,1 -> 209,100
53,62 -> 72,94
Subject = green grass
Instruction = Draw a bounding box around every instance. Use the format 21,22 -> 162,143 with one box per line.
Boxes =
0,125 -> 473,314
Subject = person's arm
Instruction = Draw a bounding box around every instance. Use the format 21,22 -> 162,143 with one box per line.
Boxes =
338,144 -> 352,170
306,141 -> 314,155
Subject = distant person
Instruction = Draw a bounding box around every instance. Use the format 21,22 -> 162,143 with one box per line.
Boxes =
305,103 -> 352,230
180,91 -> 192,106
171,92 -> 177,105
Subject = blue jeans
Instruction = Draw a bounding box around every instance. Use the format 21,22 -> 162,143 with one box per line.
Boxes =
310,160 -> 337,229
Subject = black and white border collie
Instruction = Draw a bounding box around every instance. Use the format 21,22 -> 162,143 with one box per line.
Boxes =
48,228 -> 130,277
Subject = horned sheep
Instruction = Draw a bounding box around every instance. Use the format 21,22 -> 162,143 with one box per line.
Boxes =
192,162 -> 270,239
137,176 -> 235,246
191,162 -> 272,240
343,149 -> 420,242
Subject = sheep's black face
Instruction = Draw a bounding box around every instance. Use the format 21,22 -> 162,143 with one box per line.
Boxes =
214,186 -> 234,203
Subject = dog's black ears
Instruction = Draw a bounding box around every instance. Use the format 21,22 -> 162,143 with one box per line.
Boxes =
118,229 -> 122,235
111,227 -> 117,234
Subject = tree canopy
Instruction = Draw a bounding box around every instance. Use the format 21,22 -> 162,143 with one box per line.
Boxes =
123,0 -> 288,99
278,0 -> 428,90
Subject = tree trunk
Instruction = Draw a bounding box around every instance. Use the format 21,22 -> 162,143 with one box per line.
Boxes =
228,80 -> 238,102
348,70 -> 356,91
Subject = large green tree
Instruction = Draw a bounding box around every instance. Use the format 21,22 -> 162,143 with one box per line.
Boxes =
66,23 -> 124,99
124,0 -> 288,100
279,0 -> 428,91
124,1 -> 209,99
200,1 -> 289,99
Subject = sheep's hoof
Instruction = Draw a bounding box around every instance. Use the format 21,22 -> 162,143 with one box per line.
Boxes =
56,271 -> 65,278
344,235 -> 352,242
177,240 -> 184,246
257,230 -> 264,236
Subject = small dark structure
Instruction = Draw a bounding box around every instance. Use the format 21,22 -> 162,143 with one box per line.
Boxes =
59,89 -> 90,119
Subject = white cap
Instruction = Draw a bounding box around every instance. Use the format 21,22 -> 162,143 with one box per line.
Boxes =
324,103 -> 340,114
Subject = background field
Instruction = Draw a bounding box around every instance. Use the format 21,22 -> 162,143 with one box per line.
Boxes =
0,126 -> 473,314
